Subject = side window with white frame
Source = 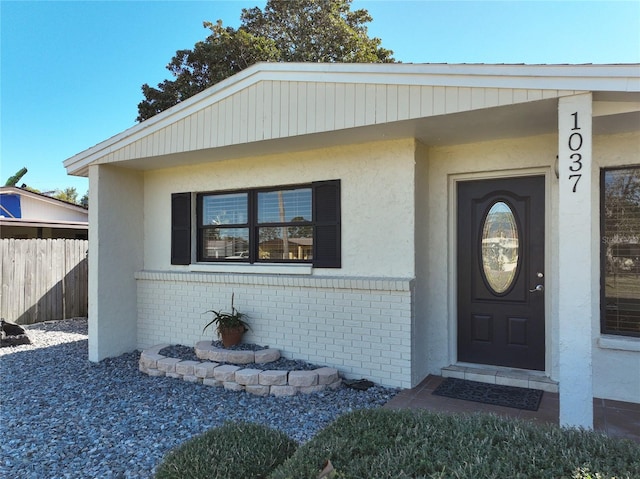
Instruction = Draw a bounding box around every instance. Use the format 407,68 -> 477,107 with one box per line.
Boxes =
171,180 -> 340,268
601,166 -> 640,337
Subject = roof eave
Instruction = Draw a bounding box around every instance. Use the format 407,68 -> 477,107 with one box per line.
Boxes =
63,62 -> 640,177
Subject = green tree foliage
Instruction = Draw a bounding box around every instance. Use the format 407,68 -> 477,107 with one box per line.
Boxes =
137,20 -> 280,122
241,0 -> 393,63
4,167 -> 28,186
54,187 -> 79,205
137,0 -> 394,122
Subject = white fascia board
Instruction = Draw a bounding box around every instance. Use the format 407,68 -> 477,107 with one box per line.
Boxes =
257,62 -> 640,90
63,62 -> 640,176
0,218 -> 88,229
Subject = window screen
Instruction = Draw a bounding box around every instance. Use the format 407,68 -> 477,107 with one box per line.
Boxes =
601,166 -> 640,336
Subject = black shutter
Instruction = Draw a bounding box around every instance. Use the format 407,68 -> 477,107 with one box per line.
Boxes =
313,180 -> 341,268
171,193 -> 191,265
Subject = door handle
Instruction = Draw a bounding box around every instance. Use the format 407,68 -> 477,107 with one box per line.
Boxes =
529,284 -> 544,293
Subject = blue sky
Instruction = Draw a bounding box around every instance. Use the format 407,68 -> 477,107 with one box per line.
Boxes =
2,1 -> 639,195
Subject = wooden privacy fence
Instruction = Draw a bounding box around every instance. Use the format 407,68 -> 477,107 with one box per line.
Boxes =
0,239 -> 88,324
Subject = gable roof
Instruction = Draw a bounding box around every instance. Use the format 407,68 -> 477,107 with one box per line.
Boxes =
64,62 -> 640,177
0,187 -> 88,216
0,186 -> 88,230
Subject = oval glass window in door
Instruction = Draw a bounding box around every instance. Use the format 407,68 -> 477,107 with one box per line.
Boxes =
481,201 -> 520,294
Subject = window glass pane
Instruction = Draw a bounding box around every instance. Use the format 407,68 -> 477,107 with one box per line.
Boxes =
481,201 -> 519,294
603,167 -> 640,335
258,226 -> 313,261
257,188 -> 311,224
201,193 -> 247,226
201,228 -> 249,260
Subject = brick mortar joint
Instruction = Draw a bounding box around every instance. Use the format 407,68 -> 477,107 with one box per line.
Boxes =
134,270 -> 415,292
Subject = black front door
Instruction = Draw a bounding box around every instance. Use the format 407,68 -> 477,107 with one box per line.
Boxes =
457,176 -> 545,371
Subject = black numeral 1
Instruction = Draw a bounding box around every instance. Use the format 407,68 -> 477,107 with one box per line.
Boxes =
571,112 -> 580,131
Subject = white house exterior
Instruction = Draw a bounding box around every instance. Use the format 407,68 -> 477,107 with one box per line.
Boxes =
0,186 -> 88,239
64,63 -> 640,429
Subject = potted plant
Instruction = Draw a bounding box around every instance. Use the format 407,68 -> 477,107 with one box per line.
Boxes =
203,293 -> 249,347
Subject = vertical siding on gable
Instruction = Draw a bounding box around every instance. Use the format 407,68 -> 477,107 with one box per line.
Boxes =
196,109 -> 205,150
324,83 -> 336,131
335,83 -> 346,130
305,82 -> 316,133
375,84 -> 387,123
239,88 -> 249,143
177,118 -> 185,153
397,85 -> 410,121
386,84 -> 398,122
445,87 -> 459,114
471,88 -> 485,109
353,83 -> 365,127
262,81 -> 272,140
498,88 -> 513,105
420,86 -> 434,116
527,89 -> 543,101
288,82 -> 298,136
203,105 -> 213,148
485,88 -> 500,108
247,85 -> 256,142
365,84 -> 376,124
98,80 -> 574,164
458,87 -> 472,112
163,123 -> 172,153
280,81 -> 290,137
271,81 -> 281,139
315,83 -> 326,132
343,84 -> 356,128
513,89 -> 529,103
297,82 -> 307,134
433,86 -> 446,114
254,82 -> 264,141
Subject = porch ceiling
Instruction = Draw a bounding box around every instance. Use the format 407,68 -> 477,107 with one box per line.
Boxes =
114,93 -> 639,172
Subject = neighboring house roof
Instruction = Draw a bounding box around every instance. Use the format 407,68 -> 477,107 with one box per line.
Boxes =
64,62 -> 640,177
0,186 -> 88,229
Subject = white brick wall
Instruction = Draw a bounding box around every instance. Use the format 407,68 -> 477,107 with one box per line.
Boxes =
136,271 -> 414,388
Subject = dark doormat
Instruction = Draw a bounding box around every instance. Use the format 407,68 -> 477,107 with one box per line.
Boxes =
432,377 -> 543,411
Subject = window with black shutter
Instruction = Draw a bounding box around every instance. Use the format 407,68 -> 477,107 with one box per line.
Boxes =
601,166 -> 640,337
172,180 -> 340,268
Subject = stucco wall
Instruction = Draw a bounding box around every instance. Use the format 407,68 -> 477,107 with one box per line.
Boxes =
89,164 -> 143,361
412,141 -> 431,385
143,139 -> 416,278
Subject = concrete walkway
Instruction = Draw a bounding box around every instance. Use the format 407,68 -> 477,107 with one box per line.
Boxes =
384,375 -> 640,443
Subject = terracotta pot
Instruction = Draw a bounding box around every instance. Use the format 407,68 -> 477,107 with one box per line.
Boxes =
220,326 -> 245,348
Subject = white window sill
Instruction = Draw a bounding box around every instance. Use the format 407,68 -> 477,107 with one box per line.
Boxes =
597,335 -> 640,353
189,263 -> 313,275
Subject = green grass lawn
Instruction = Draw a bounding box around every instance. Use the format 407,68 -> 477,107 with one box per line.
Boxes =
155,409 -> 640,479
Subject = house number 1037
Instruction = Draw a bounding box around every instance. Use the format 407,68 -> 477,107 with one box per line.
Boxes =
568,111 -> 583,193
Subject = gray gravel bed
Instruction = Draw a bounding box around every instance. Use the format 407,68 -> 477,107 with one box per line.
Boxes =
1,319 -> 398,479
